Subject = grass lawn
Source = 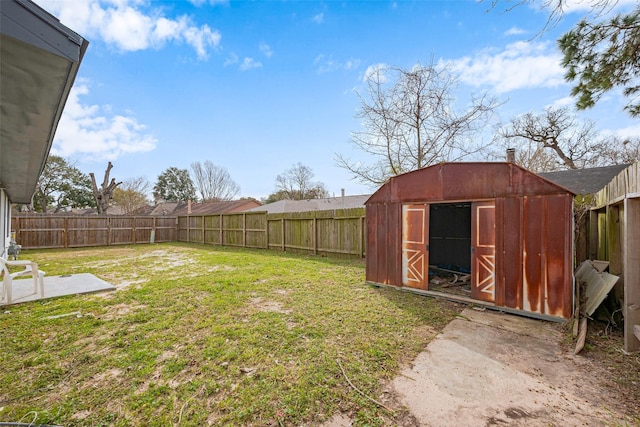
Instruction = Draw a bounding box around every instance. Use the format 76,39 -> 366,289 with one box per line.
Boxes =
0,243 -> 461,426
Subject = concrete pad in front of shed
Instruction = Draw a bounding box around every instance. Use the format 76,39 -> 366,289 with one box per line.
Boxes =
1,273 -> 115,306
389,307 -> 620,426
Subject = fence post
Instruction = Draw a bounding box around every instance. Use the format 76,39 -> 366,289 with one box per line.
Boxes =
64,216 -> 68,248
265,214 -> 269,250
360,216 -> 365,258
243,213 -> 247,248
107,216 -> 111,246
313,215 -> 317,255
202,215 -> 205,244
281,218 -> 285,251
151,217 -> 156,243
219,214 -> 223,246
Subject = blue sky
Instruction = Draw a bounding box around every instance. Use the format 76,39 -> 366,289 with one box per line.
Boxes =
38,0 -> 639,200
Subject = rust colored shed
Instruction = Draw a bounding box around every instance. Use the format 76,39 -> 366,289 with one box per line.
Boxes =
366,162 -> 575,320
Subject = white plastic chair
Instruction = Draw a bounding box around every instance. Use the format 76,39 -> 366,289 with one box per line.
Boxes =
1,257 -> 45,304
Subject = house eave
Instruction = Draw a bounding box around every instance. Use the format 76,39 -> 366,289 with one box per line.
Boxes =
0,0 -> 88,204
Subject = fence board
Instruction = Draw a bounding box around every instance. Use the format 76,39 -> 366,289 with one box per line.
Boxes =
13,208 -> 365,258
13,215 -> 176,248
177,208 -> 365,258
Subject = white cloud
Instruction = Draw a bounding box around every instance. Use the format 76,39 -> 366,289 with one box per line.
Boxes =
445,41 -> 565,93
314,54 -> 361,74
259,42 -> 273,58
240,57 -> 262,71
183,24 -> 221,59
552,0 -> 636,14
362,63 -> 388,82
51,84 -> 157,161
224,52 -> 239,66
313,12 -> 324,24
344,58 -> 361,71
188,0 -> 229,5
504,26 -> 526,36
38,0 -> 221,59
547,96 -> 575,109
528,0 -> 636,18
605,124 -> 640,140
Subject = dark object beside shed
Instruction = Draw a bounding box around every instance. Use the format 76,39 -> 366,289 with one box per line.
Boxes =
365,162 -> 575,320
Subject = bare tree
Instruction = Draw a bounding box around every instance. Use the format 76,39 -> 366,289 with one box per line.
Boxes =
268,163 -> 328,201
90,162 -> 122,214
499,107 -> 639,172
191,161 -> 240,201
486,0 -> 618,30
336,62 -> 499,186
112,177 -> 150,214
596,136 -> 640,166
493,137 -> 560,172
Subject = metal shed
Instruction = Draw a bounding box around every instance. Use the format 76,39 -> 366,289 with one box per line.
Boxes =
365,162 -> 575,320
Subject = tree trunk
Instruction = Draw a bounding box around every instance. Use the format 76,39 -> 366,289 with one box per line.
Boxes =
90,162 -> 122,214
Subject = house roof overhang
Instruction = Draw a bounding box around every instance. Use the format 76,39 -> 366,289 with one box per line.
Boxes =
0,0 -> 88,204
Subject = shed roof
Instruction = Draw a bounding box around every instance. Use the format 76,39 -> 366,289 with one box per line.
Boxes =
1,0 -> 88,203
248,194 -> 369,214
366,162 -> 575,204
538,164 -> 631,195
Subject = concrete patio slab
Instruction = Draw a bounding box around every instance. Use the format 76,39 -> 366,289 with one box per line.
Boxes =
1,273 -> 115,306
388,307 -> 624,426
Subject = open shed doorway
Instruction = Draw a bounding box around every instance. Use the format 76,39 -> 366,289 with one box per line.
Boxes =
428,202 -> 472,297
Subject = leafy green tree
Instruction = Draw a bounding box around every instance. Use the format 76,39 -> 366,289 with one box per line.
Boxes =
153,167 -> 197,202
559,7 -> 640,117
32,155 -> 95,213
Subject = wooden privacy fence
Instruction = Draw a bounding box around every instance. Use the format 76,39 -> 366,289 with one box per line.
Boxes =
12,215 -> 177,248
178,208 -> 366,257
12,208 -> 366,258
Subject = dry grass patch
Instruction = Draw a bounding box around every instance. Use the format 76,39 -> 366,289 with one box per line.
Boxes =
1,243 -> 461,426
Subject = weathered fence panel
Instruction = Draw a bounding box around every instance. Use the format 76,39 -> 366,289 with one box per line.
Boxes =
13,208 -> 365,258
245,212 -> 268,248
177,208 -> 366,258
13,215 -> 176,248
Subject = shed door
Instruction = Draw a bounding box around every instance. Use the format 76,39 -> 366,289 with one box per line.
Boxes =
402,204 -> 429,290
471,201 -> 496,302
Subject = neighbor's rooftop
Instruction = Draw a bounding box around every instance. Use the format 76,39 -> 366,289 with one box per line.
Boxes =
538,164 -> 631,195
248,194 -> 370,214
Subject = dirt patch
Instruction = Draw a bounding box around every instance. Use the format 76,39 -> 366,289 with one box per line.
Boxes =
574,320 -> 640,419
91,368 -> 123,386
84,248 -> 198,272
387,308 -> 636,426
248,297 -> 291,314
112,279 -> 147,290
325,308 -> 639,426
71,410 -> 91,420
101,303 -> 148,321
